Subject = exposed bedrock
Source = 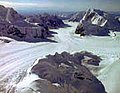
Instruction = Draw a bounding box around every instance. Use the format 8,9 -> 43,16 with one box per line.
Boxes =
17,51 -> 106,93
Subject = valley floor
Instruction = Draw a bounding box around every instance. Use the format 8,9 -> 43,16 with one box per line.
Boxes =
0,21 -> 120,93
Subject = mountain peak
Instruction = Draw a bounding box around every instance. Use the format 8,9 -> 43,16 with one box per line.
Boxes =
75,8 -> 120,36
81,8 -> 108,27
0,5 -> 5,8
87,8 -> 107,16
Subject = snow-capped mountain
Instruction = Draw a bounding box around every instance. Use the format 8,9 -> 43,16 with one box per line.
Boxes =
81,9 -> 108,27
75,9 -> 120,36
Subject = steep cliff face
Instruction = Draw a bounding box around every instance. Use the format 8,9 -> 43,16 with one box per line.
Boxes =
0,5 -> 53,42
75,9 -> 120,36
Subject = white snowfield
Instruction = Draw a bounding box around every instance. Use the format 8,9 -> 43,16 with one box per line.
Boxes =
0,21 -> 120,93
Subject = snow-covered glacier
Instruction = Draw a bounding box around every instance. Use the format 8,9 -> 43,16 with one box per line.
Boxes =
0,21 -> 120,93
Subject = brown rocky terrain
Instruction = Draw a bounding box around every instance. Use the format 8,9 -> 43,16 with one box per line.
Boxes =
17,51 -> 106,93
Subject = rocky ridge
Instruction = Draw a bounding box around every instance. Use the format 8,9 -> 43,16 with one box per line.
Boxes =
0,5 -> 67,42
16,51 -> 106,93
25,13 -> 68,29
75,9 -> 120,36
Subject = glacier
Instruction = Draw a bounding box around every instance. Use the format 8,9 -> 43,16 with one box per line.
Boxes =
0,21 -> 120,93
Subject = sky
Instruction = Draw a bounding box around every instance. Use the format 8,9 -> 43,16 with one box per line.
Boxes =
0,0 -> 120,12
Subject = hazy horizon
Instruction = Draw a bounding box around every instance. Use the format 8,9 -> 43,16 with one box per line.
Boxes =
0,0 -> 120,14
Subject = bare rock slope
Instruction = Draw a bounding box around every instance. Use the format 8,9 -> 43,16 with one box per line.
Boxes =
17,51 -> 106,93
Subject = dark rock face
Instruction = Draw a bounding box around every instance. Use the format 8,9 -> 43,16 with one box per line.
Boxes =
0,24 -> 52,42
26,13 -> 68,29
30,51 -> 106,93
0,38 -> 11,43
75,22 -> 109,36
75,9 -> 120,36
0,5 -> 55,42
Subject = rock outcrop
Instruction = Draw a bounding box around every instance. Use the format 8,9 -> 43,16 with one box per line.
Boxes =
16,51 -> 106,93
75,9 -> 120,36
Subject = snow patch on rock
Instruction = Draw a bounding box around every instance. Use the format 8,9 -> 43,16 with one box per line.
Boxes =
52,83 -> 61,87
81,9 -> 108,27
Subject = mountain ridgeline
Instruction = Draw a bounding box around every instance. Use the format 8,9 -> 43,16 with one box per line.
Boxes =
0,5 -> 67,42
75,9 -> 120,36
